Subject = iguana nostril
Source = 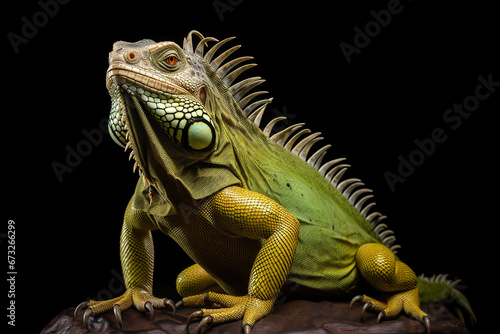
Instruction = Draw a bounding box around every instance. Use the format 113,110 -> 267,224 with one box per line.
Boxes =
124,50 -> 140,63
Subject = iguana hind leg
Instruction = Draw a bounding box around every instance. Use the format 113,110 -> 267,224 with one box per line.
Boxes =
352,243 -> 430,333
176,264 -> 225,298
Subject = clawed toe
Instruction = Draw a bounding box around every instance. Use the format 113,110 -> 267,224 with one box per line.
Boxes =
73,290 -> 176,331
74,301 -> 90,321
349,295 -> 372,322
349,293 -> 431,334
183,293 -> 271,333
187,310 -> 203,325
187,311 -> 213,334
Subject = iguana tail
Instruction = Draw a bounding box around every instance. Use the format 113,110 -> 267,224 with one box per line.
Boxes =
417,274 -> 476,326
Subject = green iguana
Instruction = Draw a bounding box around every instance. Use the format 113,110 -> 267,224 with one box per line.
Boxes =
75,30 -> 475,333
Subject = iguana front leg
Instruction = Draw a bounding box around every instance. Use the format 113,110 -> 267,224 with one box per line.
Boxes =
74,199 -> 175,330
183,186 -> 300,333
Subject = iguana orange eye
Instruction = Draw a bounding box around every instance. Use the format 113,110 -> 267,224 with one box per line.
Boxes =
165,56 -> 178,66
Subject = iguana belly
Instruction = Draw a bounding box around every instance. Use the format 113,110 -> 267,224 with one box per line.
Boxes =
287,225 -> 367,299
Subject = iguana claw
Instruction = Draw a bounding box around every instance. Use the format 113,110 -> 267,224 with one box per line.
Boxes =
182,293 -> 272,333
165,299 -> 177,316
243,324 -> 252,334
74,290 -> 176,331
187,310 -> 203,327
350,293 -> 431,334
176,299 -> 184,309
113,304 -> 123,329
83,308 -> 93,331
186,312 -> 252,334
361,301 -> 372,322
145,301 -> 154,320
350,295 -> 372,322
349,295 -> 364,308
73,301 -> 90,321
376,311 -> 385,324
197,316 -> 213,334
423,316 -> 431,334
186,311 -> 210,334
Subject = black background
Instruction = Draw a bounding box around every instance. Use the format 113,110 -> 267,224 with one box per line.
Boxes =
4,1 -> 498,333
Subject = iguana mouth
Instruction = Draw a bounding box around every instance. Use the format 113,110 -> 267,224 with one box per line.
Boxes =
106,63 -> 190,96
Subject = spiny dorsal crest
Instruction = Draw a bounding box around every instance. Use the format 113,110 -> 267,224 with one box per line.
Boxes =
418,274 -> 462,287
183,30 -> 400,254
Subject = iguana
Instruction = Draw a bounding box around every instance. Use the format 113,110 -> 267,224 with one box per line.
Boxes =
75,30 -> 475,333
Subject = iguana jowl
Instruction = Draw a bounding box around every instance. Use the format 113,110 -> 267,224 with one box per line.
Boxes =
75,31 -> 475,333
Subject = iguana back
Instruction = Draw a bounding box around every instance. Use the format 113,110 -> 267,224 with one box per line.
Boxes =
163,33 -> 392,296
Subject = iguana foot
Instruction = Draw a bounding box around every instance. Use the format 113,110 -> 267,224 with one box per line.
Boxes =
74,289 -> 176,330
181,292 -> 274,333
350,289 -> 430,333
354,243 -> 430,333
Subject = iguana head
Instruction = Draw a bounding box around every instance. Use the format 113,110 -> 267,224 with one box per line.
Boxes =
106,31 -> 269,215
107,36 -> 215,152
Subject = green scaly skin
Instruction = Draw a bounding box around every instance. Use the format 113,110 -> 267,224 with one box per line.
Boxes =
74,31 -> 476,333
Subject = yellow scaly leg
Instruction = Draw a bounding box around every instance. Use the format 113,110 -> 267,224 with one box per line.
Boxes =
74,199 -> 175,330
176,264 -> 225,298
182,186 -> 300,333
351,243 -> 430,333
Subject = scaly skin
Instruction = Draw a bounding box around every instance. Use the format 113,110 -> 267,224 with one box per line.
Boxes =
75,31 -> 475,333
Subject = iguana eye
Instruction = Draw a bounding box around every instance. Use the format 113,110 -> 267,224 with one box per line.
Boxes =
165,56 -> 178,66
152,47 -> 184,72
161,53 -> 180,69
